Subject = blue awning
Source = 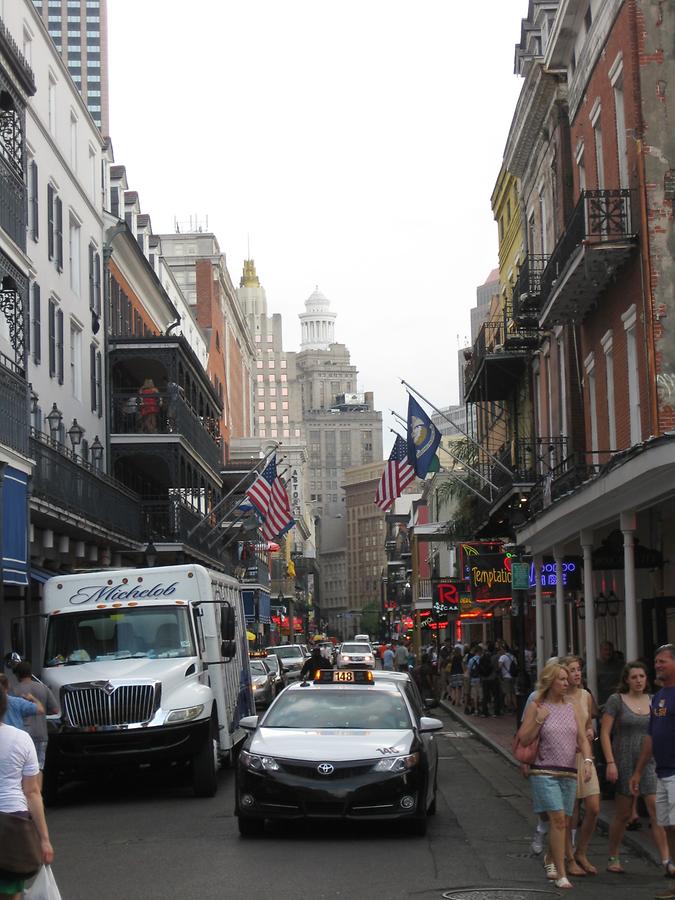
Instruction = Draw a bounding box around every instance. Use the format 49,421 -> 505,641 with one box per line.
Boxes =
31,566 -> 55,585
2,467 -> 28,586
242,589 -> 271,625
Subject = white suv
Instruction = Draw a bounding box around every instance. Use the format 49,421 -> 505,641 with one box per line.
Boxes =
337,642 -> 375,669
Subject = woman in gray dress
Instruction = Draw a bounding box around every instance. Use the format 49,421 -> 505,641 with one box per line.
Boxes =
600,660 -> 673,874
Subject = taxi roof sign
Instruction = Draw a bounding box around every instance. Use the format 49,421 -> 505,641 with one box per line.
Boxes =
313,669 -> 374,685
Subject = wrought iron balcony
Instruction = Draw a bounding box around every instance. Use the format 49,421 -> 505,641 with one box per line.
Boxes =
528,450 -> 598,516
539,189 -> 637,326
477,437 -> 568,508
464,306 -> 539,402
30,430 -> 143,540
141,492 -> 220,559
512,254 -> 547,326
0,352 -> 29,456
111,389 -> 222,474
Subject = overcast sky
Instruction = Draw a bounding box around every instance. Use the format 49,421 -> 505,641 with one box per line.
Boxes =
107,0 -> 526,450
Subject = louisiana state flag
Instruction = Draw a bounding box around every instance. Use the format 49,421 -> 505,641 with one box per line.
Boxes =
406,394 -> 441,478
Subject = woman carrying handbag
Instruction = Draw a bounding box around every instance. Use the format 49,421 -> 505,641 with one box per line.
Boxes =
517,661 -> 593,889
0,684 -> 54,900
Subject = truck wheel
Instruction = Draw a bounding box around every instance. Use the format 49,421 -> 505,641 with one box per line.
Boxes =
192,723 -> 218,798
238,815 -> 265,837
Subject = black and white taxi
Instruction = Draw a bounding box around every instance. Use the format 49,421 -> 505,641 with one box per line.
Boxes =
235,669 -> 442,837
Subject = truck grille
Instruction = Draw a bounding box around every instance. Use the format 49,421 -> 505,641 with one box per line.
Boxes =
63,683 -> 158,727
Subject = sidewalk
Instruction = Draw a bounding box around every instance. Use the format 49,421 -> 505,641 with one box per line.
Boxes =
439,698 -> 661,868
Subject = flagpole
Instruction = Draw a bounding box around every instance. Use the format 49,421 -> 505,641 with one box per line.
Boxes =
400,378 -> 513,477
388,429 -> 490,504
391,408 -> 497,491
186,442 -> 279,539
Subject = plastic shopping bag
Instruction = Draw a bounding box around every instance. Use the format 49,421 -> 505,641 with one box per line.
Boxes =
24,865 -> 62,900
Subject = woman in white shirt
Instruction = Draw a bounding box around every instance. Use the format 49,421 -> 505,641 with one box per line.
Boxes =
0,685 -> 54,899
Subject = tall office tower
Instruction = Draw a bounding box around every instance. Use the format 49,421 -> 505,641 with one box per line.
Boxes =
32,0 -> 109,133
295,287 -> 383,625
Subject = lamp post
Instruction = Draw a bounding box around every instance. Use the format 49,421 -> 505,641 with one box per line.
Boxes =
46,403 -> 62,442
90,435 -> 104,470
67,418 -> 85,454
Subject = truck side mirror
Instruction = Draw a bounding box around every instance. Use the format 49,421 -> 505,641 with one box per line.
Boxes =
220,604 -> 235,641
221,640 -> 236,659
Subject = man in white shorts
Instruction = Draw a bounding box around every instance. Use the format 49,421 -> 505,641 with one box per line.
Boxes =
631,643 -> 675,900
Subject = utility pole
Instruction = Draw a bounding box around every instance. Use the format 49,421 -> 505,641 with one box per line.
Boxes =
510,546 -> 532,727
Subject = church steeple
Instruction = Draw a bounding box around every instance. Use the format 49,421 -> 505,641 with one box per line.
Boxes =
240,259 -> 260,288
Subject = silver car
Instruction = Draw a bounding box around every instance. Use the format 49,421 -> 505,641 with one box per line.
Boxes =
250,659 -> 275,708
264,645 -> 305,681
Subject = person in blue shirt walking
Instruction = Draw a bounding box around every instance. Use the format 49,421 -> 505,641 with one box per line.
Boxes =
630,643 -> 675,900
0,673 -> 44,729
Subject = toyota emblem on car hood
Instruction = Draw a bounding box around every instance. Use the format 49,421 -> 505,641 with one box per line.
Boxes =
317,763 -> 334,775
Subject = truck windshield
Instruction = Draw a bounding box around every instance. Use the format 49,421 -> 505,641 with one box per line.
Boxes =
44,606 -> 196,667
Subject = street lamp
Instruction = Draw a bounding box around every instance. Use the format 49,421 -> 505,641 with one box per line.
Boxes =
67,418 -> 85,452
90,435 -> 104,469
46,403 -> 62,441
144,539 -> 157,568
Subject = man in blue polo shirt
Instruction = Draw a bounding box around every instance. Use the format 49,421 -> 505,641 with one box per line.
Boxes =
0,672 -> 43,729
631,643 -> 675,899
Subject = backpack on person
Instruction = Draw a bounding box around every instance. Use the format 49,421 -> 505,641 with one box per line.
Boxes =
508,654 -> 519,678
478,653 -> 494,678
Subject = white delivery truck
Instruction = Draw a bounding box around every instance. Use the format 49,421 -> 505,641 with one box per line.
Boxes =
39,564 -> 254,801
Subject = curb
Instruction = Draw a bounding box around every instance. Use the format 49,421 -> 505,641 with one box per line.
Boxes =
439,699 -> 661,869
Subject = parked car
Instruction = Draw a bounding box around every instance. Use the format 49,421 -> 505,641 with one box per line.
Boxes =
249,659 -> 275,709
265,645 -> 305,681
261,653 -> 286,695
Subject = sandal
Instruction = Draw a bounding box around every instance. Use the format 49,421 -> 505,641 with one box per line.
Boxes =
607,856 -> 626,874
664,859 -> 675,878
555,877 -> 573,889
543,859 -> 558,880
574,855 -> 597,875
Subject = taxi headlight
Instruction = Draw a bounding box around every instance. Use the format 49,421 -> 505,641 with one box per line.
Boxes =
166,704 -> 204,723
240,750 -> 280,772
373,752 -> 419,773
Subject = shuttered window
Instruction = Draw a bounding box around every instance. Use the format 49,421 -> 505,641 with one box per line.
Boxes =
55,196 -> 63,271
90,343 -> 97,411
48,299 -> 56,377
32,283 -> 41,364
47,184 -> 54,260
30,161 -> 39,241
56,308 -> 64,384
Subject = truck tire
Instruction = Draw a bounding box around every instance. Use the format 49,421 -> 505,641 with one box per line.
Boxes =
238,815 -> 265,837
192,721 -> 218,798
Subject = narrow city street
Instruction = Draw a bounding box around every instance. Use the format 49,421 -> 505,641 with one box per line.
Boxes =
45,707 -> 664,900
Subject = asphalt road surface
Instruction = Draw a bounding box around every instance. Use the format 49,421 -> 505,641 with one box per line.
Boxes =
44,709 -> 666,900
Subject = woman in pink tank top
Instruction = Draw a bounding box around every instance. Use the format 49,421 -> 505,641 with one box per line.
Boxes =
517,662 -> 594,889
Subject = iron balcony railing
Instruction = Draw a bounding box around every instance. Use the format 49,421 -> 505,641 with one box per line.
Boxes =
528,450 -> 600,515
142,492 -> 218,558
464,306 -> 540,392
476,437 -> 568,505
112,389 -> 222,472
0,353 -> 29,456
539,189 -> 634,303
512,254 -> 547,324
30,429 -> 143,539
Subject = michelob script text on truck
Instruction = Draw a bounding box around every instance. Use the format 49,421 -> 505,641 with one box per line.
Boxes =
40,564 -> 254,800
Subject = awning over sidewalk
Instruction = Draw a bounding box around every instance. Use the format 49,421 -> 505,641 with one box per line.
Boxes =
2,467 -> 28,586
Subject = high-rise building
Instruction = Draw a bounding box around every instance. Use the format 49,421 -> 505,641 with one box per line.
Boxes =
32,0 -> 109,133
294,287 -> 383,624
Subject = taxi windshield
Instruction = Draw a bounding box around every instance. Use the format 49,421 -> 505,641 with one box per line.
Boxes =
262,689 -> 412,730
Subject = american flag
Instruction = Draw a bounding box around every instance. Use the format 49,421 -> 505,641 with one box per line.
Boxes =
245,455 -> 295,540
375,435 -> 416,511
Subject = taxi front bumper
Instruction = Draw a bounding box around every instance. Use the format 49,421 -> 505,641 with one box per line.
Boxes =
236,759 -> 425,821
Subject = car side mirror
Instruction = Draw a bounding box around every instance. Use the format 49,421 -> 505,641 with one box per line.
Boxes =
221,640 -> 236,659
220,604 -> 235,641
419,716 -> 444,733
239,715 -> 259,730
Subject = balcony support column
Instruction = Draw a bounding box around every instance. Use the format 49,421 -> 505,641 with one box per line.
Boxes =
580,529 -> 597,700
553,544 -> 566,656
534,555 -> 544,678
621,511 -> 638,660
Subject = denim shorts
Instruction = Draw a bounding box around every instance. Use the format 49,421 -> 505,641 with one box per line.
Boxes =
530,774 -> 577,817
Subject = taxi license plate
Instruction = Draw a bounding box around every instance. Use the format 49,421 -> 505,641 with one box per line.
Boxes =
334,671 -> 354,682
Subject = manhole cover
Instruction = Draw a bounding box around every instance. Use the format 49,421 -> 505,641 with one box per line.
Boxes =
443,890 -> 559,900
